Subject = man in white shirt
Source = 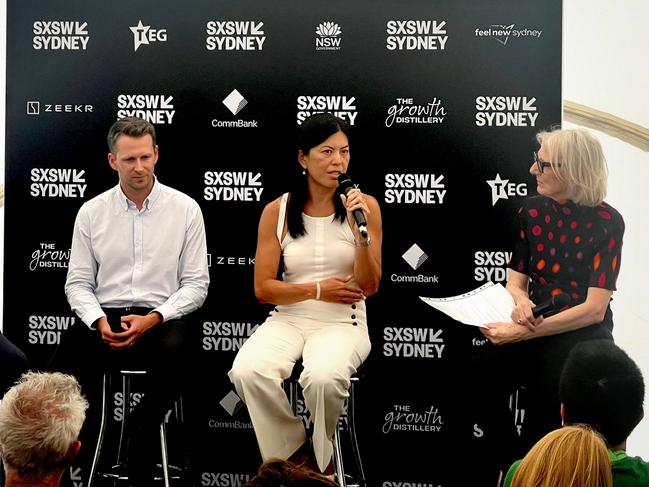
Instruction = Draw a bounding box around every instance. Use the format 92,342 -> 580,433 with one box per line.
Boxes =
61,116 -> 210,485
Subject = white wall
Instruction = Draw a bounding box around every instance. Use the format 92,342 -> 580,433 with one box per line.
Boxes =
1,0 -> 647,456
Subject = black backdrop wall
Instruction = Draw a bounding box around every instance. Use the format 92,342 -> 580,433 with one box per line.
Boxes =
5,1 -> 561,486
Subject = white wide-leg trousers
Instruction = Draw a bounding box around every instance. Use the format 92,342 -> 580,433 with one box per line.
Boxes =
228,318 -> 371,472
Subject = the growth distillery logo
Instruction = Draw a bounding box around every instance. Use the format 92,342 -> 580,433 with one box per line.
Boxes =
203,171 -> 263,202
29,243 -> 70,271
386,19 -> 448,50
26,101 -> 93,116
116,94 -> 175,124
384,173 -> 446,205
30,168 -> 87,198
206,20 -> 265,51
296,95 -> 358,125
27,315 -> 76,346
393,243 -> 439,285
487,173 -> 527,205
32,20 -> 89,50
383,403 -> 444,433
475,96 -> 538,127
474,250 -> 512,283
474,23 -> 543,46
130,20 -> 167,51
202,320 -> 259,352
315,21 -> 342,51
383,325 -> 445,359
201,472 -> 250,487
385,97 -> 446,127
212,89 -> 258,128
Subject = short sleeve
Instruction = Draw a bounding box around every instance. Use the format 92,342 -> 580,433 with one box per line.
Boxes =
588,209 -> 624,290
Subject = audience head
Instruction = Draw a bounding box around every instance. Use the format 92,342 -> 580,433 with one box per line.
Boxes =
243,460 -> 339,487
510,425 -> 612,487
559,339 -> 645,448
0,372 -> 88,481
107,116 -> 157,154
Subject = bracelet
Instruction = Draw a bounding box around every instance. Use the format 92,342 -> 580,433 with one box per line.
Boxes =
315,280 -> 321,300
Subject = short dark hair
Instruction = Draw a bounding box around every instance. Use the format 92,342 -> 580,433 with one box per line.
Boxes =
107,117 -> 156,154
559,340 -> 645,447
242,460 -> 340,487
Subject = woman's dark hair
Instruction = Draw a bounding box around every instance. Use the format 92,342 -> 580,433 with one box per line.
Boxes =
242,460 -> 340,487
287,113 -> 351,238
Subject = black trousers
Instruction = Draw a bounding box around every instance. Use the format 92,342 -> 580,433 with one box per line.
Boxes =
48,308 -> 195,465
457,324 -> 613,486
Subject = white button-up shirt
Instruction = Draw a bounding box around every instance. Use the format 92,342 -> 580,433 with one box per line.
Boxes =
65,180 -> 210,327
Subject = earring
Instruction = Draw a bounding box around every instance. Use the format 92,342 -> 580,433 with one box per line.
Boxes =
302,169 -> 306,176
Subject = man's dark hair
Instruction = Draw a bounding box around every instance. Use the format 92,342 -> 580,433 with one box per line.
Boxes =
559,339 -> 645,447
107,117 -> 156,154
243,460 -> 339,487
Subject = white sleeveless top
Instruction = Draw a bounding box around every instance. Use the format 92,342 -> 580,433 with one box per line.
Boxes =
268,193 -> 367,327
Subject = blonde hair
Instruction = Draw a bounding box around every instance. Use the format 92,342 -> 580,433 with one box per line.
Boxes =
536,128 -> 608,206
0,372 -> 88,479
511,425 -> 612,487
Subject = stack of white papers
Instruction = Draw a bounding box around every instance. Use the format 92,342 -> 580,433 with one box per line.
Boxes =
420,282 -> 515,328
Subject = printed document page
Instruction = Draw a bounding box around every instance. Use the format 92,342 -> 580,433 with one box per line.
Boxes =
419,282 -> 515,327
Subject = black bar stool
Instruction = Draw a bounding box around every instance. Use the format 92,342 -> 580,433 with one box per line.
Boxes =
286,365 -> 366,487
88,370 -> 187,487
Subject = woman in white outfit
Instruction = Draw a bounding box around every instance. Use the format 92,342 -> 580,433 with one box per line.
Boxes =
229,113 -> 382,475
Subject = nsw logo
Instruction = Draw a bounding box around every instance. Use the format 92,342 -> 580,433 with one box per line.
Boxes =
315,22 -> 342,51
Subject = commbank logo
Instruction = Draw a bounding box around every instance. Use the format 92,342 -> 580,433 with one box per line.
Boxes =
33,21 -> 89,50
475,23 -> 543,45
385,97 -> 446,127
487,174 -> 527,205
402,244 -> 428,271
130,20 -> 167,51
296,95 -> 357,125
116,94 -> 175,124
222,89 -> 248,115
206,21 -> 265,51
384,173 -> 446,205
475,96 -> 538,127
386,20 -> 448,50
219,391 -> 244,416
315,22 -> 342,50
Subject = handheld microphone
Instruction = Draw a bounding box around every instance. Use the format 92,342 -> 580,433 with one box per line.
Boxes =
532,293 -> 570,318
338,173 -> 368,239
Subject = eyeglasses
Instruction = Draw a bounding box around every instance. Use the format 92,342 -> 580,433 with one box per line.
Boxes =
533,151 -> 562,173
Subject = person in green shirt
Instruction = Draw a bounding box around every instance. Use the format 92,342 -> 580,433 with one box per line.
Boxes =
504,339 -> 649,487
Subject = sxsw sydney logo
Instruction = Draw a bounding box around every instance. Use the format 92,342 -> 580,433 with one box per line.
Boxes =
474,23 -> 543,45
315,21 -> 341,50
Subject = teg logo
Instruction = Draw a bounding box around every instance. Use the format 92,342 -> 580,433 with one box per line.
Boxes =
296,95 -> 357,125
200,472 -> 250,487
383,326 -> 445,359
315,22 -> 342,50
205,20 -> 265,51
130,20 -> 167,51
203,171 -> 263,202
202,321 -> 259,351
475,96 -> 538,127
386,20 -> 448,50
474,250 -> 512,282
27,315 -> 75,346
384,173 -> 446,205
32,21 -> 89,50
487,173 -> 527,205
116,94 -> 175,124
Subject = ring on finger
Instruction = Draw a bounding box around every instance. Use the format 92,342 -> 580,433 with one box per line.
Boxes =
517,318 -> 522,324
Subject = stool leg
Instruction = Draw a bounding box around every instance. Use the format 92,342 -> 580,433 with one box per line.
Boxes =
160,417 -> 170,487
116,374 -> 129,465
89,373 -> 110,487
333,426 -> 346,487
347,380 -> 366,487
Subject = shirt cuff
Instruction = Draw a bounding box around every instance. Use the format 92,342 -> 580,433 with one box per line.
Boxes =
152,304 -> 177,323
80,309 -> 106,329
